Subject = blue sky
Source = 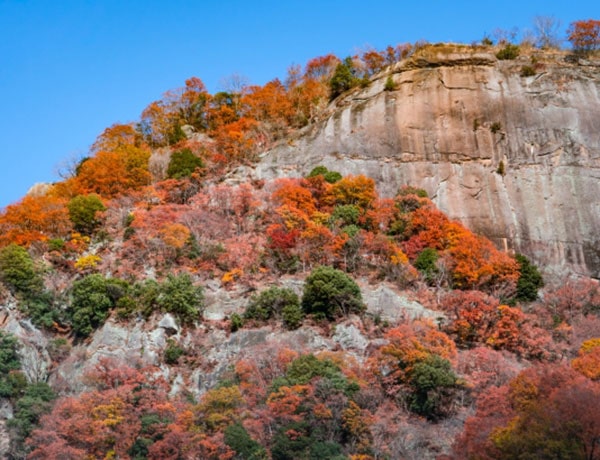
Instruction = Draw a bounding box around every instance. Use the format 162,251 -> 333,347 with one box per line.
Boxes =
0,0 -> 597,208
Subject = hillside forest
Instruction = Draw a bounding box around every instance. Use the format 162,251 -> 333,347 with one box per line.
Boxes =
0,18 -> 599,460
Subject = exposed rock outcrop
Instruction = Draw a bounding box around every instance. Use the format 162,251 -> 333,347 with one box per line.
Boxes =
254,47 -> 600,277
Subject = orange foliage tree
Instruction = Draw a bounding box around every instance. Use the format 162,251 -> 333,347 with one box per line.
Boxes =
0,193 -> 71,247
457,364 -> 600,460
72,144 -> 151,197
572,338 -> 600,380
567,19 -> 600,54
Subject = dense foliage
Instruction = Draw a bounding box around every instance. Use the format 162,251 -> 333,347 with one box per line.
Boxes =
67,194 -> 106,235
0,23 -> 598,458
301,266 -> 365,319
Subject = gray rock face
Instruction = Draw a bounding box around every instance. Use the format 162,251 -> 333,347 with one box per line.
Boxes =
254,49 -> 600,277
362,284 -> 443,323
2,312 -> 50,383
332,323 -> 369,352
50,318 -> 169,393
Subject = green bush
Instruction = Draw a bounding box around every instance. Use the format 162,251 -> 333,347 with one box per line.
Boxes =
8,382 -> 55,449
115,295 -> 138,319
67,194 -> 106,235
0,244 -> 61,328
271,421 -> 312,460
47,338 -> 71,362
301,266 -> 365,319
131,279 -> 161,317
230,312 -> 244,332
156,272 -> 204,325
0,331 -> 24,398
330,204 -> 360,227
307,165 -> 342,184
285,354 -> 342,385
47,238 -> 65,251
224,422 -> 267,460
164,339 -> 184,365
520,65 -> 536,77
244,287 -> 301,323
414,248 -> 439,283
496,160 -> 506,176
167,148 -> 204,179
273,353 -> 359,396
514,254 -> 544,302
69,274 -> 127,337
496,44 -> 520,60
282,303 -> 304,330
20,290 -> 59,329
384,75 -> 396,91
408,354 -> 460,421
329,57 -> 359,100
0,244 -> 44,296
123,226 -> 136,241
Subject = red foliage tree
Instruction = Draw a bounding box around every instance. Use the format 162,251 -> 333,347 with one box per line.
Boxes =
567,19 -> 600,53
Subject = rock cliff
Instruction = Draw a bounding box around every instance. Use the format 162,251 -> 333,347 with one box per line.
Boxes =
254,45 -> 600,278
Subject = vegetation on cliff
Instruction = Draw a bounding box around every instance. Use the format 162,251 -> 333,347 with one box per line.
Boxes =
0,16 -> 599,459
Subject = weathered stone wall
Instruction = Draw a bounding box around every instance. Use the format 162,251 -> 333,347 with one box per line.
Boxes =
254,48 -> 600,277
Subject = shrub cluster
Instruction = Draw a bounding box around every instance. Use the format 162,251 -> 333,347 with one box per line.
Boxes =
244,286 -> 303,330
71,272 -> 204,337
237,266 -> 365,331
166,148 -> 204,179
301,265 -> 365,320
496,44 -> 520,60
0,244 -> 59,328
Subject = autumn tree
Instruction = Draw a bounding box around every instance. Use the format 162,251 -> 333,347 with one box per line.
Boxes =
373,321 -> 461,420
572,339 -> 600,380
304,54 -> 340,82
458,364 -> 600,460
91,123 -> 142,154
0,194 -> 71,247
27,362 -> 181,459
73,144 -> 151,197
242,79 -> 294,139
544,277 -> 600,324
139,77 -> 210,147
567,19 -> 600,54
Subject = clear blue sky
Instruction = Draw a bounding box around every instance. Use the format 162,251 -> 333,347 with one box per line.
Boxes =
0,0 -> 597,208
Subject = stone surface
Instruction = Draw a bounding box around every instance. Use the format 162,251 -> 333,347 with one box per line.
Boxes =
253,49 -> 600,277
2,312 -> 50,384
332,323 -> 369,351
49,318 -> 169,393
158,313 -> 179,335
362,284 -> 444,323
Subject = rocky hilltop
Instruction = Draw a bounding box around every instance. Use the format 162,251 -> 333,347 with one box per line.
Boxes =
254,45 -> 600,278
